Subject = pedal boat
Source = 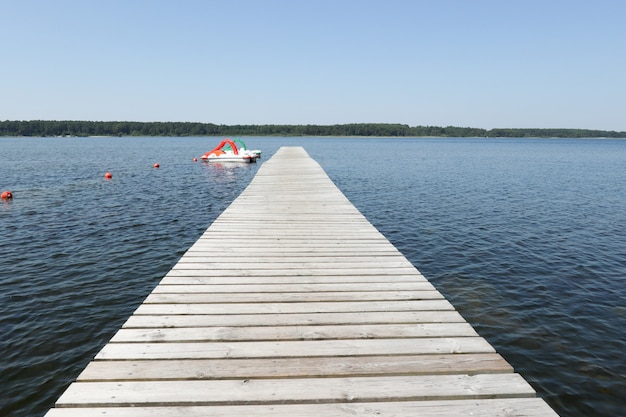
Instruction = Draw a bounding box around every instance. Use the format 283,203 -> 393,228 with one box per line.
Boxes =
200,138 -> 259,163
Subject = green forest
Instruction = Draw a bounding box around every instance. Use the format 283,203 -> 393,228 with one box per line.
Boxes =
1,120 -> 625,138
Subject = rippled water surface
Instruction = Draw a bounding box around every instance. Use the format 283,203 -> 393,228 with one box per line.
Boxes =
1,136 -> 625,416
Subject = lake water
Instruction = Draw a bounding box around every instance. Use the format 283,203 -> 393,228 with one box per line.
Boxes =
1,136 -> 625,417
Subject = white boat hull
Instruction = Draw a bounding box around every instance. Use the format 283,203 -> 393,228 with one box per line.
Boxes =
201,154 -> 257,163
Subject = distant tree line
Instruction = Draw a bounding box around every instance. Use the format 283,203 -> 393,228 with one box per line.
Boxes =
1,120 -> 625,138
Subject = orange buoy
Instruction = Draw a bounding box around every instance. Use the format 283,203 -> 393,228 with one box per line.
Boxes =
104,172 -> 112,179
153,163 -> 160,168
1,191 -> 13,200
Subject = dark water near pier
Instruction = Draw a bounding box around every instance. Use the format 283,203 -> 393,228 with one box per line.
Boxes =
1,136 -> 625,416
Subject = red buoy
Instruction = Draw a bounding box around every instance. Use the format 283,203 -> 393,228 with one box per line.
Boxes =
192,157 -> 197,162
104,172 -> 112,179
1,191 -> 13,200
153,163 -> 160,168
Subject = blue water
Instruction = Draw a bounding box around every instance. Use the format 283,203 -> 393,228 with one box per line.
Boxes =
1,136 -> 625,416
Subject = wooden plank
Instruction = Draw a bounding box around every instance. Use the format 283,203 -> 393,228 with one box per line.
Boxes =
45,398 -> 561,417
122,310 -> 467,328
109,323 -> 479,343
157,275 -> 429,285
95,338 -> 496,360
190,246 -> 393,252
183,248 -> 403,256
170,262 -> 416,270
164,267 -> 421,277
54,374 -> 536,407
186,240 -> 400,248
200,224 -> 383,230
152,282 -> 436,293
78,353 -> 512,381
175,256 -> 413,264
192,236 -> 390,241
205,224 -> 379,230
143,290 -> 444,304
132,300 -> 456,315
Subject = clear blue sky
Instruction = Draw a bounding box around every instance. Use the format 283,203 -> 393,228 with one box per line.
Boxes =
2,0 -> 625,130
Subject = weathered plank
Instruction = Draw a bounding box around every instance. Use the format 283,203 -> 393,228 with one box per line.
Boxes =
44,398 -> 560,417
132,299 -> 457,315
152,281 -> 436,292
155,274 -> 434,284
175,255 -> 414,264
109,323 -> 479,343
122,310 -> 467,328
164,267 -> 422,277
95,338 -> 496,360
78,353 -> 512,381
170,261 -> 417,270
143,290 -> 444,304
157,275 -> 429,285
55,374 -> 535,407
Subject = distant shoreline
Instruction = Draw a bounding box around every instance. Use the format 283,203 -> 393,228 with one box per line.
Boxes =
1,120 -> 625,139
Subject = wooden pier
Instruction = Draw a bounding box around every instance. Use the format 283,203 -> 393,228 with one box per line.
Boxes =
45,147 -> 559,416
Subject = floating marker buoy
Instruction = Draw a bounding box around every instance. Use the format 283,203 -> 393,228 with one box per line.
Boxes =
104,172 -> 112,179
192,157 -> 197,162
153,163 -> 160,168
1,191 -> 13,200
